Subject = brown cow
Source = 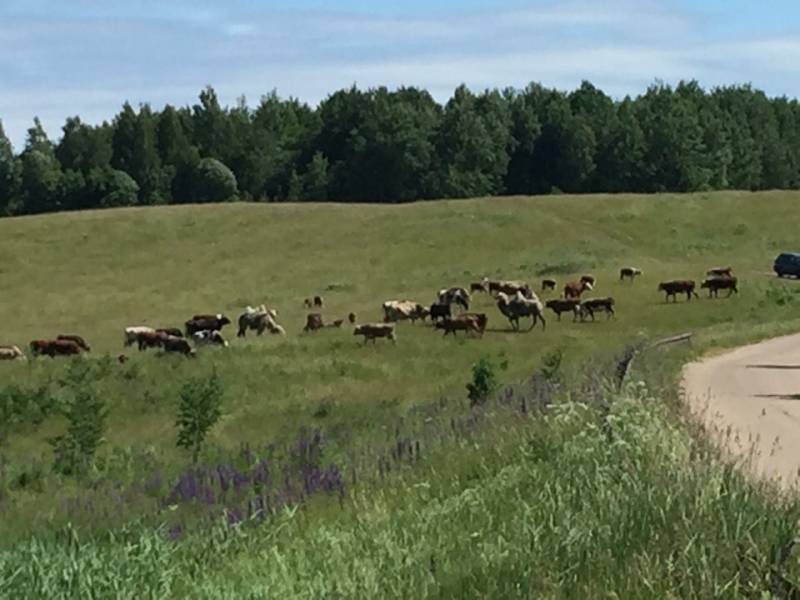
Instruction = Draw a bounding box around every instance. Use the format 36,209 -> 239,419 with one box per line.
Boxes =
545,298 -> 581,322
458,312 -> 488,334
580,274 -> 596,287
706,266 -> 733,278
162,336 -> 195,356
701,276 -> 738,298
156,328 -> 183,338
30,339 -> 82,358
353,323 -> 396,344
435,317 -> 482,337
137,330 -> 167,351
304,313 -> 324,333
619,267 -> 642,282
186,314 -> 231,336
57,334 -> 90,352
313,295 -> 324,308
579,297 -> 616,321
470,279 -> 489,294
541,279 -> 557,292
348,312 -> 357,324
658,280 -> 699,302
563,280 -> 593,299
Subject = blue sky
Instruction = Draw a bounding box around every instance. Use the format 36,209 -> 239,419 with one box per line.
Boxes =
1,0 -> 799,149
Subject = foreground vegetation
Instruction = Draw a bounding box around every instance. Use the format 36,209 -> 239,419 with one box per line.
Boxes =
3,192 -> 800,595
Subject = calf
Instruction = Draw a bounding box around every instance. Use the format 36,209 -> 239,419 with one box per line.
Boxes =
57,334 -> 90,352
563,280 -> 593,299
429,302 -> 452,322
348,312 -> 357,324
435,317 -> 482,337
313,295 -> 324,308
619,267 -> 642,282
701,276 -> 738,298
30,339 -> 82,358
353,323 -> 396,344
658,280 -> 699,302
0,345 -> 25,360
707,266 -> 733,278
162,336 -> 195,356
580,297 -> 616,321
541,279 -> 557,292
545,298 -> 581,322
304,313 -> 325,333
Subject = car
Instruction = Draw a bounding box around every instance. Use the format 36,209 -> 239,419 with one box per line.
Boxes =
774,252 -> 800,278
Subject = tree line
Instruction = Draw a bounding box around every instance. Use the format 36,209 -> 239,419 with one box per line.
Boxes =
1,80 -> 798,216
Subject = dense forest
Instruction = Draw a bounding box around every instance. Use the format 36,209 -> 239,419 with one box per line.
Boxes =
1,80 -> 798,215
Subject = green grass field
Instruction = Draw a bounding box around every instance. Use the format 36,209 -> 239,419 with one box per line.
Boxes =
4,191 -> 800,596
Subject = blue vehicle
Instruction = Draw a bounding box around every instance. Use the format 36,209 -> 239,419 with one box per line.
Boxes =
774,252 -> 800,278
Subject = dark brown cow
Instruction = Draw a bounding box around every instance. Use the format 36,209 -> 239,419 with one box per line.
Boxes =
541,279 -> 557,292
348,312 -> 357,324
57,334 -> 90,351
30,339 -> 82,358
137,331 -> 167,351
619,267 -> 642,282
470,280 -> 489,294
429,302 -> 452,322
580,297 -> 616,321
658,280 -> 699,302
701,276 -> 738,298
353,323 -> 396,344
185,314 -> 231,336
563,280 -> 593,299
313,295 -> 324,308
162,336 -> 195,356
304,313 -> 324,333
156,328 -> 183,338
545,298 -> 581,321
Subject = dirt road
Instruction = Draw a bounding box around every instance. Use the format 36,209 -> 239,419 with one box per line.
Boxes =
683,333 -> 800,489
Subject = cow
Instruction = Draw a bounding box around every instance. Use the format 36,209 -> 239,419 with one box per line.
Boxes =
313,295 -> 324,308
545,298 -> 581,322
237,305 -> 279,337
579,297 -> 616,321
619,267 -> 642,282
429,302 -> 452,322
30,339 -> 82,358
162,336 -> 195,356
124,326 -> 156,347
707,266 -> 733,278
580,274 -> 596,287
303,298 -> 313,309
541,279 -> 557,292
185,314 -> 231,336
156,328 -> 183,338
383,300 -> 429,323
304,313 -> 325,332
435,317 -> 482,337
701,276 -> 738,298
136,330 -> 167,351
437,287 -> 471,311
353,323 -> 396,344
348,312 -> 357,324
193,330 -> 229,347
658,280 -> 699,302
563,280 -> 593,299
0,345 -> 25,360
470,279 -> 489,294
496,291 -> 546,331
458,312 -> 488,334
490,280 -> 532,298
56,334 -> 90,352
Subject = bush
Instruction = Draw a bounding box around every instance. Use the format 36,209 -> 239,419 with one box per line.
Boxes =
49,389 -> 107,476
192,158 -> 238,203
467,357 -> 498,407
175,373 -> 224,464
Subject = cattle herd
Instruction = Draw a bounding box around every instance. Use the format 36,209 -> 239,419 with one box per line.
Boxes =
0,266 -> 740,361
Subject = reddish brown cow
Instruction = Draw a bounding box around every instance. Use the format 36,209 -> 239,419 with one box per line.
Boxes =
57,334 -> 90,351
706,266 -> 733,277
435,318 -> 481,337
580,274 -> 596,287
30,339 -> 82,358
563,280 -> 593,299
137,331 -> 167,351
458,312 -> 488,334
658,280 -> 699,302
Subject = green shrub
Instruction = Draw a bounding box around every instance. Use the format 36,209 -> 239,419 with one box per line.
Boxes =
467,357 -> 497,407
175,373 -> 224,464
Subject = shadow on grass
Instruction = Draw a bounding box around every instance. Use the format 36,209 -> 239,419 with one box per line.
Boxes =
753,393 -> 800,401
746,364 -> 800,370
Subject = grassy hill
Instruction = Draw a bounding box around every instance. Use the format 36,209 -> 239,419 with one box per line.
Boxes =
3,191 -> 800,596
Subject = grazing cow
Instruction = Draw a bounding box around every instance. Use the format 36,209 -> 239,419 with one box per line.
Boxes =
429,302 -> 452,322
313,295 -> 324,308
545,298 -> 581,322
470,279 -> 489,294
563,280 -> 593,299
580,297 -> 616,321
304,313 -> 325,332
619,267 -> 642,282
348,312 -> 357,324
193,330 -> 229,347
30,339 -> 82,358
541,279 -> 557,292
124,326 -> 156,347
496,291 -> 546,331
658,280 -> 699,302
435,317 -> 482,337
701,276 -> 738,298
162,336 -> 195,356
458,312 -> 488,334
0,345 -> 25,360
353,323 -> 396,344
383,300 -> 429,323
490,280 -> 532,298
707,266 -> 733,278
437,287 -> 471,311
237,305 -> 279,337
57,334 -> 90,352
156,328 -> 183,338
185,314 -> 231,336
136,330 -> 167,351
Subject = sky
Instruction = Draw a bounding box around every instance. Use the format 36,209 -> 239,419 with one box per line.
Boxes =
1,0 -> 799,149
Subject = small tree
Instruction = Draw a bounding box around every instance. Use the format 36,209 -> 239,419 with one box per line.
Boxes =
175,373 -> 223,464
467,357 -> 497,407
49,389 -> 107,476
